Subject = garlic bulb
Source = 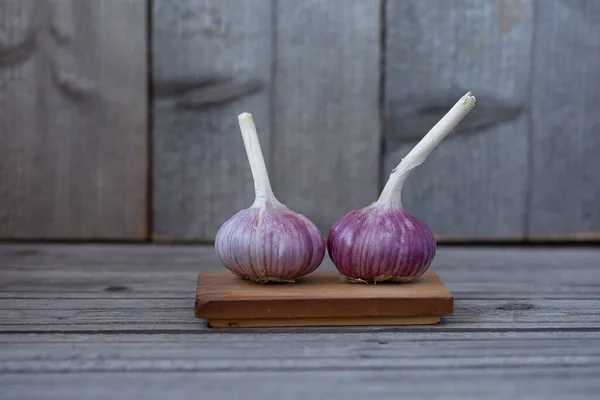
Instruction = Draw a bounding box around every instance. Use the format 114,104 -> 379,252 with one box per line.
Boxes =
215,113 -> 325,283
327,92 -> 477,283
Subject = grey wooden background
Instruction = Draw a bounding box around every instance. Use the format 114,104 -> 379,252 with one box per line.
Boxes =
0,0 -> 599,242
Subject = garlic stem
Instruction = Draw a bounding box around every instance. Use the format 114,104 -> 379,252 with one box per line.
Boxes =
377,91 -> 477,208
238,112 -> 276,207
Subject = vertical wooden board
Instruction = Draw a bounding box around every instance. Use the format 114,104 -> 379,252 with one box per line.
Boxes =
528,0 -> 600,239
384,0 -> 533,239
152,0 -> 271,241
0,0 -> 147,239
273,0 -> 381,235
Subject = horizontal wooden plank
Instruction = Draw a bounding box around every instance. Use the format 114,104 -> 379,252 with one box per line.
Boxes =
1,244 -> 600,299
2,332 -> 599,399
1,332 -> 599,373
3,330 -> 598,343
1,367 -> 599,400
0,297 -> 599,332
206,316 -> 442,328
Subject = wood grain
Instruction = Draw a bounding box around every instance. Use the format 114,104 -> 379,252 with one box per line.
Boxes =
1,244 -> 599,333
152,0 -> 272,241
528,0 -> 600,238
384,0 -> 533,239
2,331 -> 599,372
3,297 -> 600,332
2,244 -> 600,300
272,0 -> 381,234
207,316 -> 441,328
1,244 -> 600,398
2,367 -> 599,400
195,271 -> 453,325
0,0 -> 147,239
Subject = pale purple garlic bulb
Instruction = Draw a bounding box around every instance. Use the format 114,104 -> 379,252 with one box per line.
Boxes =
328,92 -> 477,283
215,113 -> 325,283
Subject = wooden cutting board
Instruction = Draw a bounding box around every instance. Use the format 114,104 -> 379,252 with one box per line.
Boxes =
195,271 -> 454,328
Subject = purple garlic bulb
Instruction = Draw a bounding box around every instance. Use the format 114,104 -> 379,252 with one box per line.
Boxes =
215,113 -> 325,283
327,92 -> 476,283
327,205 -> 436,283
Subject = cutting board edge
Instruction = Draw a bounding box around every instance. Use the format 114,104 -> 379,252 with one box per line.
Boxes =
195,270 -> 454,321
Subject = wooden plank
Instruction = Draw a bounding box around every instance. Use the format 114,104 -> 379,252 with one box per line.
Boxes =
1,245 -> 599,398
207,316 -> 441,328
2,333 -> 599,398
2,330 -> 598,343
1,367 -> 599,400
272,0 -> 381,234
1,332 -> 599,372
0,0 -> 148,239
384,0 -> 533,239
2,244 -> 600,300
528,0 -> 600,238
1,297 -> 599,332
152,0 -> 272,241
2,331 -> 599,400
195,271 -> 452,323
2,330 -> 599,343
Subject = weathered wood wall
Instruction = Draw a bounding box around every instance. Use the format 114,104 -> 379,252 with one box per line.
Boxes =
528,0 -> 600,240
152,0 -> 273,241
1,0 -> 599,242
0,0 -> 147,239
271,0 -> 380,238
152,0 -> 380,241
385,0 -> 533,240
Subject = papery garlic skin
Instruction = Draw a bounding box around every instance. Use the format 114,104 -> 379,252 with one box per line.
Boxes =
214,112 -> 325,283
327,92 -> 476,284
216,202 -> 325,283
327,205 -> 436,283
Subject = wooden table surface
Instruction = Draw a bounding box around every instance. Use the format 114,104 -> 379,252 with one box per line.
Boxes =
1,244 -> 599,399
